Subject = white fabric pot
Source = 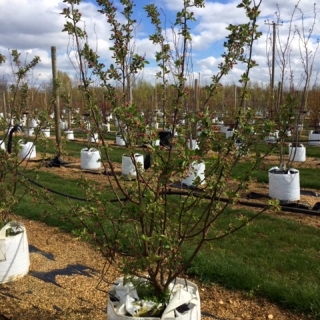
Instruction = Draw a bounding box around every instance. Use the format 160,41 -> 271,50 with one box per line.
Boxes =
41,128 -> 51,138
24,128 -> 34,137
101,123 -> 110,132
80,148 -> 101,170
64,130 -> 74,140
308,131 -> 320,146
116,134 -> 126,146
107,277 -> 201,320
88,133 -> 99,143
122,154 -> 144,178
152,139 -> 160,147
21,115 -> 27,126
288,144 -> 306,162
19,141 -> 36,159
0,140 -> 5,151
264,131 -> 279,143
29,118 -> 38,128
181,161 -> 205,187
187,139 -> 199,150
268,167 -> 300,201
0,222 -> 30,284
60,121 -> 67,130
220,126 -> 229,133
297,124 -> 303,132
225,130 -> 234,139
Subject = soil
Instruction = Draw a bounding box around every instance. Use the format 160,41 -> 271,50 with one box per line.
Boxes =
0,147 -> 319,320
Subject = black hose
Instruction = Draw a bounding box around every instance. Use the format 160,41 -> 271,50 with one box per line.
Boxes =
7,124 -> 22,154
163,189 -> 320,217
17,172 -> 126,202
19,170 -> 320,217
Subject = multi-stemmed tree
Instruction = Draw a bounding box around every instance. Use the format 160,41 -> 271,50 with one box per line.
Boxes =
59,0 -> 266,307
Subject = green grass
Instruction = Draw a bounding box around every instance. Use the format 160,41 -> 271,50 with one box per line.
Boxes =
185,209 -> 320,316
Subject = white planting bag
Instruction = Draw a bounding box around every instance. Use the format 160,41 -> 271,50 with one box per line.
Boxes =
268,167 -> 300,201
107,277 -> 201,320
0,222 -> 30,283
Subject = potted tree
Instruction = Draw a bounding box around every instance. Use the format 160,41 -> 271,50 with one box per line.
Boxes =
0,50 -> 41,283
1,127 -> 29,284
265,2 -> 319,201
308,95 -> 320,145
61,0 -> 266,318
0,219 -> 30,284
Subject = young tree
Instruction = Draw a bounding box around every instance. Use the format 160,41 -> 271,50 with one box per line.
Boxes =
59,0 -> 268,311
0,51 -> 41,227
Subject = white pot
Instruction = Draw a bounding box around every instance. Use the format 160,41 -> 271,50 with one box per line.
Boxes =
187,139 -> 199,150
107,277 -> 201,320
19,141 -> 36,159
268,167 -> 300,201
80,148 -> 101,170
60,120 -> 67,130
264,136 -> 277,143
0,222 -> 30,284
41,128 -> 51,138
29,118 -> 38,128
64,130 -> 74,140
225,129 -> 234,139
288,144 -> 306,162
116,134 -> 126,146
101,123 -> 110,132
21,115 -> 27,126
308,131 -> 320,146
220,126 -> 229,133
24,128 -> 34,137
88,133 -> 99,143
0,140 -> 6,151
181,161 -> 205,187
152,139 -> 160,147
297,124 -> 303,131
122,154 -> 144,178
264,131 -> 279,143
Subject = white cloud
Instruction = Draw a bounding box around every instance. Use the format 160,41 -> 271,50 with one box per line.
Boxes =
0,0 -> 319,89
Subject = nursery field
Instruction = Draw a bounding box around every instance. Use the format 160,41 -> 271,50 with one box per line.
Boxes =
0,215 -> 317,320
1,129 -> 320,320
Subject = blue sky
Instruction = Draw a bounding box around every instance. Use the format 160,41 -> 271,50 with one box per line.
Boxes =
0,0 -> 319,88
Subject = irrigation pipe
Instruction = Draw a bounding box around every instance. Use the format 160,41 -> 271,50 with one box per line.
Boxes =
18,172 -> 320,217
17,172 -> 125,203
